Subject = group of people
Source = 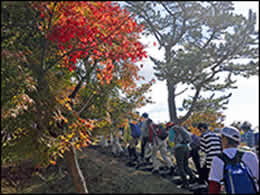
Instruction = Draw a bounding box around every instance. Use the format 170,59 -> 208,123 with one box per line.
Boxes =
99,112 -> 259,194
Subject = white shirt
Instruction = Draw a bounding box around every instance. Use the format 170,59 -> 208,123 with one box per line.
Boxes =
208,147 -> 259,183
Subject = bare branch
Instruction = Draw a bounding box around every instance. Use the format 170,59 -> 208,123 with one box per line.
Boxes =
77,94 -> 95,115
175,87 -> 188,96
179,87 -> 201,123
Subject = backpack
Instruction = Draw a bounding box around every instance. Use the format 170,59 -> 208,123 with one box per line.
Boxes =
130,123 -> 141,138
218,150 -> 257,194
156,125 -> 168,140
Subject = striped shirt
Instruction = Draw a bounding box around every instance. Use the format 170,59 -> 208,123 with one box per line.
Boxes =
200,130 -> 222,168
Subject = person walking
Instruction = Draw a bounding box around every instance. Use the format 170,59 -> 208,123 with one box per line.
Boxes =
171,125 -> 197,189
197,122 -> 222,186
189,132 -> 201,176
111,125 -> 124,157
166,122 -> 176,166
111,132 -> 124,157
240,121 -> 255,148
208,126 -> 259,194
126,121 -> 141,164
150,123 -> 175,175
140,112 -> 151,162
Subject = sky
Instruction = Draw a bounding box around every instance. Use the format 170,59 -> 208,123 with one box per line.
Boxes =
135,1 -> 259,128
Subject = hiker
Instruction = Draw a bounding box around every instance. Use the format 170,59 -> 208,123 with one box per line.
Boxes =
150,122 -> 175,175
240,121 -> 255,148
166,122 -> 176,164
100,134 -> 109,148
196,122 -> 222,187
140,112 -> 152,162
208,126 -> 259,194
171,125 -> 197,189
125,120 -> 142,164
111,127 -> 124,157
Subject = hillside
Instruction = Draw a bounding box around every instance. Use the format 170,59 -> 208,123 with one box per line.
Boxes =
1,145 -> 192,193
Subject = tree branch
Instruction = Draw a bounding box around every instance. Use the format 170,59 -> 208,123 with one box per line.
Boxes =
175,87 -> 188,96
126,1 -> 164,44
77,93 -> 95,115
179,87 -> 201,123
40,2 -> 57,71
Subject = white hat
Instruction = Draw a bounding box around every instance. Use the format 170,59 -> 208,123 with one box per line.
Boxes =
221,126 -> 240,143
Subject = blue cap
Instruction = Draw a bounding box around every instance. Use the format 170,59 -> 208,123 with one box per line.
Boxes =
142,112 -> 148,118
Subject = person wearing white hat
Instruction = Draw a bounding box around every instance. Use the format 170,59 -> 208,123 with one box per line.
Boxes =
208,126 -> 259,194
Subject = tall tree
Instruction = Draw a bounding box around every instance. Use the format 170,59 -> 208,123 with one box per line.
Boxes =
2,1 -> 151,193
123,1 -> 258,124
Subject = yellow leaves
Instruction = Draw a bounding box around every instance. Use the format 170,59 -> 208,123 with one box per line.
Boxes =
50,160 -> 56,165
55,118 -> 93,153
57,96 -> 71,105
63,117 -> 68,124
183,111 -> 225,136
65,103 -> 72,111
58,152 -> 64,158
76,144 -> 81,150
79,131 -> 85,138
81,142 -> 88,147
97,73 -> 102,81
49,121 -> 53,125
67,133 -> 74,140
122,118 -> 129,129
190,126 -> 201,137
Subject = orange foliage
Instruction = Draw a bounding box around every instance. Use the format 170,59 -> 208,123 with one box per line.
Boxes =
182,111 -> 225,136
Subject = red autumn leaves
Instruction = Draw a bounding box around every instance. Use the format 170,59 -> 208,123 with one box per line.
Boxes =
33,1 -> 148,85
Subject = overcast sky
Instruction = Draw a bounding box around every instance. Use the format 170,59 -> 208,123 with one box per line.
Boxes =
136,1 -> 259,128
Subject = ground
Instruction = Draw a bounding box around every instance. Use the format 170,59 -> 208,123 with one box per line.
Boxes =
1,144 -> 192,193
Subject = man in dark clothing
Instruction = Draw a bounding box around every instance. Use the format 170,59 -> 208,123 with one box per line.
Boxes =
140,112 -> 151,162
172,125 -> 197,189
189,133 -> 201,175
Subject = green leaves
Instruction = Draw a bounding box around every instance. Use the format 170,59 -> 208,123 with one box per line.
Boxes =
124,1 -> 258,122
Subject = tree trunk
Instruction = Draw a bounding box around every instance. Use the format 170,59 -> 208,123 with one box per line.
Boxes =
64,146 -> 88,193
167,80 -> 173,121
167,80 -> 178,123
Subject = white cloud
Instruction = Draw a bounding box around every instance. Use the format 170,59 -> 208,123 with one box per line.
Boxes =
224,76 -> 259,126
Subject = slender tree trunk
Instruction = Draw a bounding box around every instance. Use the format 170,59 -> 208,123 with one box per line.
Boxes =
64,77 -> 91,193
64,146 -> 88,193
167,80 -> 178,123
167,80 -> 173,121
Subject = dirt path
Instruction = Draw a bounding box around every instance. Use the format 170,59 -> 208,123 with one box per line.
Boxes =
1,145 -> 193,193
79,145 -> 192,193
